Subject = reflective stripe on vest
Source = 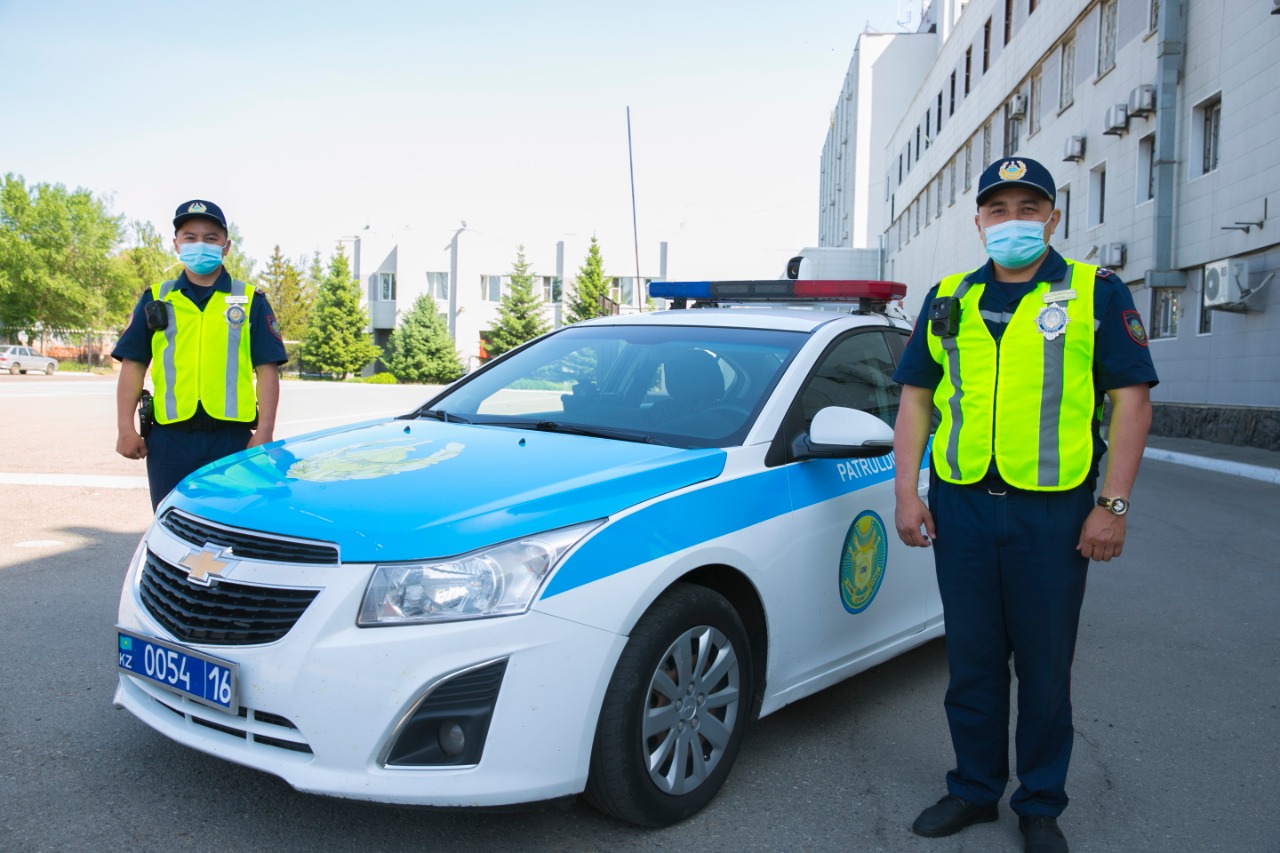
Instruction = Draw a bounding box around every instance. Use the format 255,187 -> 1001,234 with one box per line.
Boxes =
149,279 -> 256,424
926,260 -> 1097,491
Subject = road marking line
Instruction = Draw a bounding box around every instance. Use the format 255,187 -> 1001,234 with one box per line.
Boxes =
0,473 -> 149,489
1143,448 -> 1280,485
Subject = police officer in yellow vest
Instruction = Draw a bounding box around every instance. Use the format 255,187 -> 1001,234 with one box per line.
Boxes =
113,200 -> 287,510
892,159 -> 1158,853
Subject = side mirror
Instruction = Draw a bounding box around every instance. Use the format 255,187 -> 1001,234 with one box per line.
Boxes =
796,406 -> 894,459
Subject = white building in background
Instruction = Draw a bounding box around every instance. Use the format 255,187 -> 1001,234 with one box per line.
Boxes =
821,0 -> 1280,446
347,229 -> 666,373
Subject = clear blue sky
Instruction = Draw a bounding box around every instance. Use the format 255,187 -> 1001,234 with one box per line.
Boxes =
0,0 -> 912,280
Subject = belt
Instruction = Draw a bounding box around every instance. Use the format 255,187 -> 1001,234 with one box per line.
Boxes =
964,475 -> 1024,496
160,411 -> 253,432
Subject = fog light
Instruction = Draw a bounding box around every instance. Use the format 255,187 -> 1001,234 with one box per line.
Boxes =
439,721 -> 466,757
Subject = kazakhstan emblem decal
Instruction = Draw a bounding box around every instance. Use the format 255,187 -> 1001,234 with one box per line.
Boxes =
839,510 -> 888,614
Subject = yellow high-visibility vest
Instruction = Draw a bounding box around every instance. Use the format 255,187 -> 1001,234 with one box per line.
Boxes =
926,260 -> 1097,490
149,279 -> 257,425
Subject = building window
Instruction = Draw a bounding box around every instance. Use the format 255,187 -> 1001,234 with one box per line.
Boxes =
1198,97 -> 1222,175
982,122 -> 992,169
483,274 -> 503,302
1198,269 -> 1214,334
1004,102 -> 1021,156
937,92 -> 944,133
949,159 -> 958,206
1098,0 -> 1118,76
1150,288 -> 1179,339
1149,0 -> 1159,33
1004,0 -> 1013,45
1058,186 -> 1070,238
427,271 -> 449,300
541,276 -> 562,303
1030,0 -> 1038,11
965,47 -> 972,94
925,185 -> 933,225
964,140 -> 973,190
1088,164 -> 1106,228
375,272 -> 396,301
1059,37 -> 1076,110
950,71 -> 956,115
983,18 -> 992,72
924,112 -> 932,148
1137,134 -> 1156,203
1028,69 -> 1042,136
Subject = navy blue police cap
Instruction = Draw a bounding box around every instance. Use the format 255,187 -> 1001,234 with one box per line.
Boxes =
976,158 -> 1056,207
173,199 -> 228,231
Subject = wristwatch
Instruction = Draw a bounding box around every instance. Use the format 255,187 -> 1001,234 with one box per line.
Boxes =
1097,496 -> 1129,516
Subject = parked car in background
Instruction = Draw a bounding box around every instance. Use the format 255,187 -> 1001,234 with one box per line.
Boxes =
0,345 -> 58,375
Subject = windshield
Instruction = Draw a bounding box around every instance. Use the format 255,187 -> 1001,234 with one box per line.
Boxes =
416,324 -> 806,448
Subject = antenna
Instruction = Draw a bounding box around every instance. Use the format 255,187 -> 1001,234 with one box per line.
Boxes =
627,106 -> 642,309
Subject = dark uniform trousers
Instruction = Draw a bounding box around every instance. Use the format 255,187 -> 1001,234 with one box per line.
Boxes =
929,477 -> 1093,817
145,422 -> 253,510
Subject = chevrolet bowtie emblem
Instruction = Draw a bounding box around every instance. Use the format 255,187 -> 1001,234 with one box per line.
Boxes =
180,548 -> 235,586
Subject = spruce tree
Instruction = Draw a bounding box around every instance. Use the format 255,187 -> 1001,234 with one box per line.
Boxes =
383,294 -> 464,384
565,236 -> 612,324
487,245 -> 551,357
300,246 -> 380,379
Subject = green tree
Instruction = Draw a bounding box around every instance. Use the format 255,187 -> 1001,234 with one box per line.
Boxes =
0,173 -> 134,332
487,245 -> 551,357
300,246 -> 380,379
118,220 -> 179,292
383,294 -> 464,384
565,235 -> 611,324
222,223 -> 256,284
257,245 -> 313,343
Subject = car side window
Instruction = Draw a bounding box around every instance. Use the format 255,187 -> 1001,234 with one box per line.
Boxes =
798,331 -> 902,428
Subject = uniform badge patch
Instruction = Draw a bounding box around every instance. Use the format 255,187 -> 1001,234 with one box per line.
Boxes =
268,314 -> 283,340
839,510 -> 888,614
225,305 -> 246,326
1036,303 -> 1070,341
187,201 -> 207,214
998,160 -> 1028,181
1123,309 -> 1148,346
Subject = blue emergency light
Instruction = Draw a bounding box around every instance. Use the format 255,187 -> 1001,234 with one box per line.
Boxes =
649,279 -> 907,309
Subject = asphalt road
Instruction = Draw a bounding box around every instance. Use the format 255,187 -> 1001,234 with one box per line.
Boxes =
1,373 -> 1277,853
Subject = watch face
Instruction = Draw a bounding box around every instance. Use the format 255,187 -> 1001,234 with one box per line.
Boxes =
1110,498 -> 1128,515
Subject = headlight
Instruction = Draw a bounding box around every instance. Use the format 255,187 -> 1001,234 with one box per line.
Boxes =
357,521 -> 601,626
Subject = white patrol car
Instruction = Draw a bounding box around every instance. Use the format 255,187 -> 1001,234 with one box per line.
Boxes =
114,278 -> 943,827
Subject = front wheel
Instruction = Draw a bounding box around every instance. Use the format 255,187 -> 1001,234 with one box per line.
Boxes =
584,583 -> 753,826
45,363 -> 55,375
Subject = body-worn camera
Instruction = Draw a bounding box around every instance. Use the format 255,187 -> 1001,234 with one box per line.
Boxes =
144,301 -> 169,331
929,296 -> 961,338
137,390 -> 154,439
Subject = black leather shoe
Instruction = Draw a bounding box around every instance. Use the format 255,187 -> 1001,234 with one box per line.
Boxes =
911,794 -> 999,838
1019,815 -> 1068,853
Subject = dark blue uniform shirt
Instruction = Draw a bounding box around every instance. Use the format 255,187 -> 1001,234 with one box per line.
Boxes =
112,270 -> 288,367
893,248 -> 1159,484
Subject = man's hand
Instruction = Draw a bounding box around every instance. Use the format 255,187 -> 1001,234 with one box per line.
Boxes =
1077,506 -> 1126,561
246,430 -> 274,450
895,494 -> 936,547
117,430 -> 147,460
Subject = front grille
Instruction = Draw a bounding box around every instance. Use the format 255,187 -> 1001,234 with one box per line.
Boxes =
140,550 -> 319,645
161,509 -> 339,565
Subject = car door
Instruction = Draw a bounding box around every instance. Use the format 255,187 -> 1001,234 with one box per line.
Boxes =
772,328 -> 931,687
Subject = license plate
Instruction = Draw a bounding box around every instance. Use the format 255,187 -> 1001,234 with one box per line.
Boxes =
117,628 -> 239,714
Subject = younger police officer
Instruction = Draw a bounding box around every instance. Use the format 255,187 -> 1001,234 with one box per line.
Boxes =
114,200 -> 287,510
892,159 -> 1158,853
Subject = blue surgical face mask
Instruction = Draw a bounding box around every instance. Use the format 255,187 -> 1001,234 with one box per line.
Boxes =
982,219 -> 1048,269
178,242 -> 225,276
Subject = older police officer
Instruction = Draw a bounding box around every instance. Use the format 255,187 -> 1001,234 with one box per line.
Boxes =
114,200 -> 287,510
892,159 -> 1158,853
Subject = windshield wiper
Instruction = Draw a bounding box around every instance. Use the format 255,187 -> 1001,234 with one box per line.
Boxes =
407,408 -> 472,424
532,420 -> 665,445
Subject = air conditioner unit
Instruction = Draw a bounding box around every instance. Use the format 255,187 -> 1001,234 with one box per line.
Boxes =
1103,104 -> 1129,135
1007,93 -> 1028,119
1203,259 -> 1245,306
1099,243 -> 1126,267
1063,135 -> 1086,162
1128,84 -> 1156,117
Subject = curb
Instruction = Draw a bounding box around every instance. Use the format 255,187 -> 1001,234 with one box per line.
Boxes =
1142,448 -> 1280,485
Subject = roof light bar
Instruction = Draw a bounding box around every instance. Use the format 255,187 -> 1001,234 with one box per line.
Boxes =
649,279 -> 907,304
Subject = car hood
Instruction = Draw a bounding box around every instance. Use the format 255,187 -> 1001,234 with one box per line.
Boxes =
165,420 -> 726,563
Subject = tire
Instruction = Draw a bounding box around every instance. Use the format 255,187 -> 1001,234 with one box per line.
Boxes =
45,363 -> 55,375
9,363 -> 20,375
584,583 -> 753,827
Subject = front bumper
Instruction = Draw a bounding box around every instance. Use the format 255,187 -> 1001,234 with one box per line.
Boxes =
115,526 -> 626,807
